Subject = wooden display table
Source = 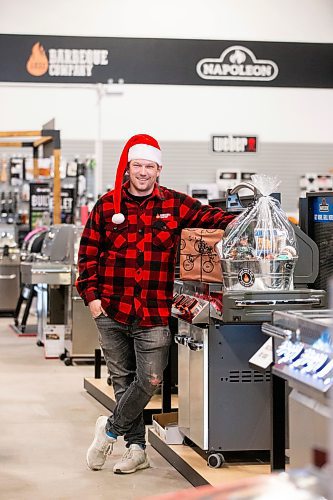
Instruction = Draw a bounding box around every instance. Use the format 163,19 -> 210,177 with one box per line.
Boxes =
148,428 -> 270,487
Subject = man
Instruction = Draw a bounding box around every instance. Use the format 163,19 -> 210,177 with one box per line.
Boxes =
76,134 -> 234,474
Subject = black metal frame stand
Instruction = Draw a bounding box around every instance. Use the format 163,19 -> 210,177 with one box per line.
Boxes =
271,373 -> 286,471
13,283 -> 37,334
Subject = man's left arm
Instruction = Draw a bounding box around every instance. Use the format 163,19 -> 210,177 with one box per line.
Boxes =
179,195 -> 234,230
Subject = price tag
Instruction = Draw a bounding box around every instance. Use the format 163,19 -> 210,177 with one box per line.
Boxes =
249,338 -> 273,370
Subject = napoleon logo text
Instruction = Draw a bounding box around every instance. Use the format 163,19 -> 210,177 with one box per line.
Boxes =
196,45 -> 279,82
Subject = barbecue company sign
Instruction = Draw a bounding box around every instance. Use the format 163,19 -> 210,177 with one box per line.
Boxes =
26,42 -> 109,77
196,45 -> 279,82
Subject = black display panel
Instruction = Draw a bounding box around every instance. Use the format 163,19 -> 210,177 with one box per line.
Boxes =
0,34 -> 332,88
300,193 -> 333,291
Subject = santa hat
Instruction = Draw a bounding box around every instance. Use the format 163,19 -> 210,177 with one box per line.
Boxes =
112,134 -> 162,224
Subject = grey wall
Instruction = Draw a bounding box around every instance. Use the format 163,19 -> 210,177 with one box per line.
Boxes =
102,141 -> 333,213
3,140 -> 333,214
61,140 -> 95,161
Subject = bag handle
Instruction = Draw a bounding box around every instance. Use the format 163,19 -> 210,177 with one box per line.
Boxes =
229,181 -> 260,197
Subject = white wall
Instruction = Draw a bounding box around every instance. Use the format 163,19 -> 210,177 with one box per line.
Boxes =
2,0 -> 333,42
0,0 -> 332,143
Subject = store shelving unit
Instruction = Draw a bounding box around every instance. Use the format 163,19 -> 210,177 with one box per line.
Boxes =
0,127 -> 61,223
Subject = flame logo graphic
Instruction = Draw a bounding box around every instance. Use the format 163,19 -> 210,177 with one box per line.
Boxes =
229,49 -> 246,65
26,42 -> 48,76
238,268 -> 255,287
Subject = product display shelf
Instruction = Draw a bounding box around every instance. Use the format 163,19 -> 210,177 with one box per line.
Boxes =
148,428 -> 270,487
84,372 -> 271,486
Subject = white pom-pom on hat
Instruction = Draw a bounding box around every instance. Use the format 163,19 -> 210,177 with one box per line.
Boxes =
112,213 -> 125,225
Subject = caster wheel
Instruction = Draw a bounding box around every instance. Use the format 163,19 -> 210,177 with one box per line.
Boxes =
64,358 -> 73,366
59,353 -> 66,361
107,376 -> 112,386
207,453 -> 225,468
36,340 -> 44,347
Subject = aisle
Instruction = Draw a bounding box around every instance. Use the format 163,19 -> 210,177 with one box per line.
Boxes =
0,318 -> 191,500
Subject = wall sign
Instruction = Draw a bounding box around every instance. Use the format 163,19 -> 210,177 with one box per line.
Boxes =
26,42 -> 109,78
0,34 -> 332,88
197,46 -> 278,82
29,183 -> 75,228
212,135 -> 257,153
29,182 -> 51,230
60,187 -> 75,224
313,196 -> 333,223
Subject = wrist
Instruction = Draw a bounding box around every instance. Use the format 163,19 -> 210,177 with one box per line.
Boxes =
84,290 -> 99,305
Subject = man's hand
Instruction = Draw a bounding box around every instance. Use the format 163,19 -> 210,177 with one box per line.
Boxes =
88,299 -> 107,319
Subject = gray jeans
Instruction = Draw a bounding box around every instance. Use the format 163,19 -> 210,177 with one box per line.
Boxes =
94,315 -> 172,447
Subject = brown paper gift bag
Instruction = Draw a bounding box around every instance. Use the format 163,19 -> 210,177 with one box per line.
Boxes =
179,228 -> 224,283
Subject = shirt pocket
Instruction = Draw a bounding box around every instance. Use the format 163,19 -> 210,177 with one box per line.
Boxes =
152,220 -> 178,251
105,221 -> 128,252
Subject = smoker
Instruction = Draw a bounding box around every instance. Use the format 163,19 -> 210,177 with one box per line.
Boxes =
0,232 -> 20,314
21,224 -> 99,361
262,309 -> 333,469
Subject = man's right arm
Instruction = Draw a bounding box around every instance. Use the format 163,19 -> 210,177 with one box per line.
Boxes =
75,201 -> 103,307
179,193 -> 235,230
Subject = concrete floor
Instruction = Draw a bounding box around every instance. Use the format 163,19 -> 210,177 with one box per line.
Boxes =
0,318 -> 191,500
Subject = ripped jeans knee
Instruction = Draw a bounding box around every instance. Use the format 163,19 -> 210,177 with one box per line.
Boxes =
139,372 -> 163,397
149,373 -> 162,387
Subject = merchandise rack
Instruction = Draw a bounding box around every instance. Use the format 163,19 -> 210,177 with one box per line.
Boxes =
0,127 -> 61,224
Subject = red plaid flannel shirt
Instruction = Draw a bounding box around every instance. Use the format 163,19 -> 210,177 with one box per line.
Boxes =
76,181 -> 234,327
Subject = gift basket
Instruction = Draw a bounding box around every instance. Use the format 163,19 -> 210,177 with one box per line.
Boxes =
218,175 -> 298,291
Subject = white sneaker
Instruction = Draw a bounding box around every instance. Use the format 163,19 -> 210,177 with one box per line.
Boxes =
113,444 -> 150,474
86,416 -> 117,470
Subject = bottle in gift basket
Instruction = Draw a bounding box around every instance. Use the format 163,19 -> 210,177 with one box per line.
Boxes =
219,175 -> 298,291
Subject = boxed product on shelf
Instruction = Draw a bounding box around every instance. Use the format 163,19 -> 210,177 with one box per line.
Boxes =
152,412 -> 184,445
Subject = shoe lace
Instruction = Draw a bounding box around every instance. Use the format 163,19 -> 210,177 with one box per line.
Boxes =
121,448 -> 133,461
101,442 -> 113,456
